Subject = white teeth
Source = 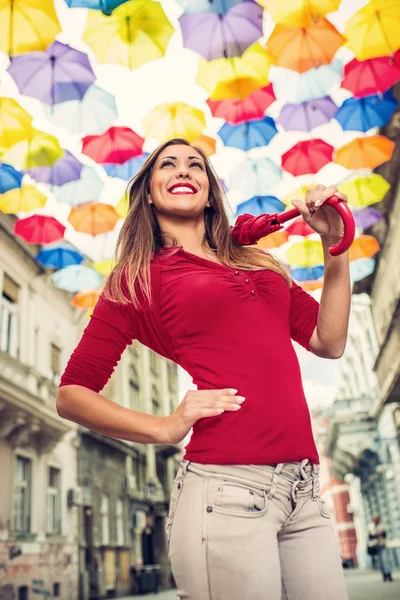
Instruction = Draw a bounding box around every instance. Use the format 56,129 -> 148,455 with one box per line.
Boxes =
170,186 -> 195,194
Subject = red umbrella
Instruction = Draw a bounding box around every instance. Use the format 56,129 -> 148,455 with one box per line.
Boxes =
82,126 -> 144,164
285,217 -> 314,237
341,51 -> 400,97
206,84 -> 276,124
282,139 -> 334,176
14,214 -> 66,244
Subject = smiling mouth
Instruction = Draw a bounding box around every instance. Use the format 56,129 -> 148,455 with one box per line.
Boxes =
168,184 -> 198,195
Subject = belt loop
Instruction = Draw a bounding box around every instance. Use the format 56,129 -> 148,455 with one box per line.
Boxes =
268,463 -> 283,499
299,458 -> 309,480
181,459 -> 191,476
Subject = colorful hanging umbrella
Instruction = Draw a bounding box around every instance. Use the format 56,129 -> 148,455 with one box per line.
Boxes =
52,265 -> 102,293
236,195 -> 285,216
277,96 -> 338,131
267,17 -> 344,73
283,184 -> 315,205
0,162 -> 23,193
68,202 -> 120,236
115,193 -> 128,219
352,206 -> 383,230
179,1 -> 263,60
230,157 -> 282,196
256,229 -> 289,249
338,174 -> 390,208
24,150 -> 83,186
344,0 -> 400,61
350,257 -> 376,282
334,91 -> 398,132
42,84 -> 118,136
14,214 -> 65,244
218,116 -> 278,151
341,52 -> 400,97
349,235 -> 380,262
65,0 -> 130,15
285,217 -> 314,237
334,136 -> 395,170
300,280 -> 323,291
258,0 -> 341,27
0,0 -> 61,56
82,0 -> 174,69
53,165 -> 104,207
197,42 -> 275,101
36,242 -> 85,269
0,98 -> 33,149
3,129 -> 63,169
71,288 -> 102,309
192,135 -> 216,157
0,183 -> 47,213
82,126 -> 144,164
103,152 -> 149,179
207,84 -> 275,124
282,139 -> 334,176
290,265 -> 324,281
177,0 -> 242,13
143,102 -> 206,144
286,239 -> 323,267
93,258 -> 115,275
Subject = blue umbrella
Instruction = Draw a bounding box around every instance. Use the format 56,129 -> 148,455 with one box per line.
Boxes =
230,157 -> 282,196
52,265 -> 102,293
350,258 -> 375,282
290,266 -> 324,282
236,195 -> 285,216
36,242 -> 85,269
103,152 -> 149,180
24,150 -> 83,186
0,163 -> 23,193
65,0 -> 130,15
218,116 -> 278,151
334,92 -> 398,132
176,0 -> 242,14
53,165 -> 104,206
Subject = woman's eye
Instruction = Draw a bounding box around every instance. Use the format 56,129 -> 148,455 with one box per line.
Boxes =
160,160 -> 174,168
190,161 -> 203,169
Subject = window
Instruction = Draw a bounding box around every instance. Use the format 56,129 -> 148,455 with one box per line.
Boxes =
129,364 -> 140,410
100,495 -> 109,545
13,456 -> 31,533
116,499 -> 124,546
151,385 -> 161,416
50,343 -> 61,384
0,273 -> 20,359
47,467 -> 61,535
150,351 -> 158,374
53,583 -> 61,597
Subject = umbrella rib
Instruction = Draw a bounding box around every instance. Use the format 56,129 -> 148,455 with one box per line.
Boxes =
16,3 -> 51,52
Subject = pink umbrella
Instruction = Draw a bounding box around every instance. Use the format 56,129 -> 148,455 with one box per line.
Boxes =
82,126 -> 144,164
207,84 -> 276,124
282,139 -> 334,176
14,214 -> 66,244
341,51 -> 400,97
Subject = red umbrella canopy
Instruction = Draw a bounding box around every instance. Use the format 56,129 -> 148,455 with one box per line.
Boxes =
281,139 -> 334,176
82,126 -> 144,164
341,51 -> 400,97
14,214 -> 66,244
285,217 -> 314,237
206,84 -> 276,124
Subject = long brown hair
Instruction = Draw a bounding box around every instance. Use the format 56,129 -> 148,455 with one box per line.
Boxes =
103,138 -> 291,307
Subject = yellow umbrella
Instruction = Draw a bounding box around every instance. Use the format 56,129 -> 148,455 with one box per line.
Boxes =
143,102 -> 206,144
349,235 -> 380,262
82,0 -> 174,69
68,202 -> 120,236
0,183 -> 46,213
115,193 -> 129,219
286,239 -> 323,267
344,0 -> 400,60
338,174 -> 390,208
283,184 -> 315,205
193,134 -> 217,157
258,0 -> 341,27
0,98 -> 33,149
0,0 -> 61,56
3,128 -> 63,169
93,259 -> 115,276
197,42 -> 275,101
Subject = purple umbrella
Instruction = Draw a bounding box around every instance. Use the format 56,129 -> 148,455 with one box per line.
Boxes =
7,41 -> 95,105
179,1 -> 263,60
277,96 -> 338,132
352,207 -> 383,230
24,151 -> 83,186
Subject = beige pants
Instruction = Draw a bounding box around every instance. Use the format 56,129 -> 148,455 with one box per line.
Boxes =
167,460 -> 349,600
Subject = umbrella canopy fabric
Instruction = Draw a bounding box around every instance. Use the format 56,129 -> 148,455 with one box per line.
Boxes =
52,264 -> 102,293
53,165 -> 104,207
0,162 -> 23,193
259,0 -> 340,27
236,195 -> 286,216
256,229 -> 289,249
277,96 -> 337,131
218,116 -> 278,151
334,92 -> 398,132
36,242 -> 85,269
115,193 -> 129,219
282,139 -> 333,176
7,41 -> 96,105
192,134 -> 216,156
350,257 -> 376,282
0,183 -> 46,213
349,235 -> 380,262
230,157 -> 282,196
143,102 -> 206,144
334,136 -> 395,170
285,217 -> 314,237
283,184 -> 315,205
0,97 -> 33,148
82,126 -> 144,164
290,265 -> 324,282
197,42 -> 275,101
3,128 -> 63,169
299,280 -> 323,291
103,152 -> 149,179
68,202 -> 120,235
341,52 -> 400,97
338,174 -> 391,208
71,288 -> 101,309
65,0 -> 130,15
286,239 -> 324,267
179,1 -> 263,60
177,0 -> 242,13
269,59 -> 343,103
93,258 -> 115,275
24,150 -> 83,186
42,84 -> 118,135
267,17 -> 344,73
82,0 -> 174,69
352,206 -> 383,230
14,214 -> 65,244
0,0 -> 61,56
207,84 -> 275,124
344,0 -> 400,60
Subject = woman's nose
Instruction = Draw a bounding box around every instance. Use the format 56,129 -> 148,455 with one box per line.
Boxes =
177,169 -> 191,179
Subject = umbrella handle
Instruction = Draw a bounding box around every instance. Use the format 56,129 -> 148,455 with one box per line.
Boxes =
275,195 -> 355,256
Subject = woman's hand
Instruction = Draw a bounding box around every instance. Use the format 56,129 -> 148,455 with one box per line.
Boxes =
160,388 -> 245,444
290,184 -> 348,244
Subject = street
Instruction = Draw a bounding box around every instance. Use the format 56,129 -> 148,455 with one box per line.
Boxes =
120,569 -> 399,599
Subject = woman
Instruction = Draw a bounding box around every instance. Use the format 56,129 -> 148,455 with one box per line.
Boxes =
368,514 -> 393,582
58,138 -> 351,600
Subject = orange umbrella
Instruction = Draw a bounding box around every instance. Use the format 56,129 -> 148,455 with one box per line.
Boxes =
255,229 -> 289,249
334,135 -> 395,170
301,280 -> 323,291
68,202 -> 119,235
193,134 -> 217,156
71,288 -> 101,310
349,235 -> 380,262
267,16 -> 344,72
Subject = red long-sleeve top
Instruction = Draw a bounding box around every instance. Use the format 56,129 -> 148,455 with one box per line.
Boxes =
60,214 -> 320,464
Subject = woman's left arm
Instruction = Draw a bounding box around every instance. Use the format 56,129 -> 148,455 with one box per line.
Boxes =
291,184 -> 351,359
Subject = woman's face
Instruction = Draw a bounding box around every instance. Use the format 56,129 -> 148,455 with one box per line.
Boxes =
148,144 -> 210,219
